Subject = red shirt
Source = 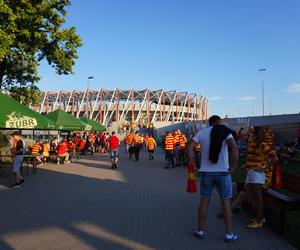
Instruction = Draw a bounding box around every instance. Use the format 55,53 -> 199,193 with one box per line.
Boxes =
108,136 -> 120,150
57,142 -> 68,155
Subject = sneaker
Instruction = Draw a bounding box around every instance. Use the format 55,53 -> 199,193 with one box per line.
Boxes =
194,230 -> 204,239
246,220 -> 263,229
20,179 -> 26,186
9,182 -> 21,189
224,233 -> 238,242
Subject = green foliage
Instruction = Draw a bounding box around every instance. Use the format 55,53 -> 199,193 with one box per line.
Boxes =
0,0 -> 82,96
9,85 -> 41,105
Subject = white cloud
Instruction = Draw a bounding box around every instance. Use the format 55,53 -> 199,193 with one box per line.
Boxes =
286,83 -> 300,94
236,96 -> 256,101
208,96 -> 222,101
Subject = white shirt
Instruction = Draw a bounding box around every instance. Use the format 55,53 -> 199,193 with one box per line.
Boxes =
192,127 -> 234,172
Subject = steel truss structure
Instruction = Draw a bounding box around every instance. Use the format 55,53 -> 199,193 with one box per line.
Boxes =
36,89 -> 208,126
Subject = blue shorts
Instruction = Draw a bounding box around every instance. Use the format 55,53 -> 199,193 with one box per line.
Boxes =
110,150 -> 119,158
12,155 -> 24,173
200,172 -> 232,199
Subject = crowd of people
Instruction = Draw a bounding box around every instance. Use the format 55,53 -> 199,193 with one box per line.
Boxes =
124,131 -> 157,162
8,116 -> 286,244
8,130 -> 123,188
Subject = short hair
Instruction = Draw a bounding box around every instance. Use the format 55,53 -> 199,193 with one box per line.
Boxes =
112,131 -> 115,135
208,115 -> 221,126
11,131 -> 20,136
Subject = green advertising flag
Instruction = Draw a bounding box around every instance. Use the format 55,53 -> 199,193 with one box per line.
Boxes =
0,92 -> 55,129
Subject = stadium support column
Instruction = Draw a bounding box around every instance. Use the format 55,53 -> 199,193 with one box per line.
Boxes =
147,89 -> 150,125
66,90 -> 72,113
195,96 -> 198,120
46,92 -> 49,114
99,89 -> 103,124
151,90 -> 164,124
163,91 -> 166,121
86,89 -> 89,117
131,89 -> 135,126
176,92 -> 179,122
72,91 -> 75,115
120,89 -> 132,122
187,95 -> 190,121
77,90 -> 86,118
40,92 -> 47,114
59,91 -> 62,110
180,92 -> 188,121
115,89 -> 119,123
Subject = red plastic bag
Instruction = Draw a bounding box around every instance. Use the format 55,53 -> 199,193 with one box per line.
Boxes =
186,162 -> 197,193
272,160 -> 283,189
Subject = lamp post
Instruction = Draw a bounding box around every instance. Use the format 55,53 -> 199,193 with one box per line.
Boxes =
259,68 -> 266,116
86,76 -> 94,117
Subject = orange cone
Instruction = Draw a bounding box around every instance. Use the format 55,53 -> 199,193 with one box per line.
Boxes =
186,162 -> 197,193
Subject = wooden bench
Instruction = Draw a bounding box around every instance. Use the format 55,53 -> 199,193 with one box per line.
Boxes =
263,173 -> 300,233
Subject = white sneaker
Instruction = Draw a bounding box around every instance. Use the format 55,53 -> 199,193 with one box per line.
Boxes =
194,230 -> 204,239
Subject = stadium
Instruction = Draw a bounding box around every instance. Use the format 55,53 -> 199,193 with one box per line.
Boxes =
36,89 -> 208,127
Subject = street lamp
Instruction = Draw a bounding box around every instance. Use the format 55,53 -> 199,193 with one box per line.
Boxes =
259,68 -> 266,116
86,76 -> 94,117
87,76 -> 94,90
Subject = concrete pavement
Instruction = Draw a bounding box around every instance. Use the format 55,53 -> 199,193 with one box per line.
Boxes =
0,149 -> 294,249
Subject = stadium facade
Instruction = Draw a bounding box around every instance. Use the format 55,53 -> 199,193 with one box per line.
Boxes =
35,89 -> 208,126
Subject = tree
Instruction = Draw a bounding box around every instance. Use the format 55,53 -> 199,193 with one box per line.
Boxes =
0,0 -> 82,104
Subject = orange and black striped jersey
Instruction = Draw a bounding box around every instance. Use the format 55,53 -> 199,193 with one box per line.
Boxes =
32,143 -> 42,154
126,134 -> 135,145
147,137 -> 156,150
174,133 -> 180,145
179,134 -> 187,148
134,135 -> 144,146
246,141 -> 276,170
265,129 -> 275,150
165,135 -> 175,150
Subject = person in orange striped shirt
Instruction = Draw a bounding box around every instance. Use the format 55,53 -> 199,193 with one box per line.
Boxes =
164,131 -> 175,168
42,141 -> 51,163
133,132 -> 144,161
31,140 -> 43,165
243,126 -> 276,229
146,134 -> 157,160
126,130 -> 135,160
179,132 -> 187,166
264,127 -> 276,189
173,129 -> 181,166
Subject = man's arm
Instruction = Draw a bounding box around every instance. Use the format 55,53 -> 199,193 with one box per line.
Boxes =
227,138 -> 239,173
188,139 -> 198,164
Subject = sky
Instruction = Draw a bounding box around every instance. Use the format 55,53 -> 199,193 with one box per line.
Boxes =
38,0 -> 300,118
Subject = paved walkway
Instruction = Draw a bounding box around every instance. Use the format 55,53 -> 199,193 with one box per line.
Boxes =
0,149 -> 294,250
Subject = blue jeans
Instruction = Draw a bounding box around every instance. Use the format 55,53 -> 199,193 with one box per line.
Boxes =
200,172 -> 232,199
